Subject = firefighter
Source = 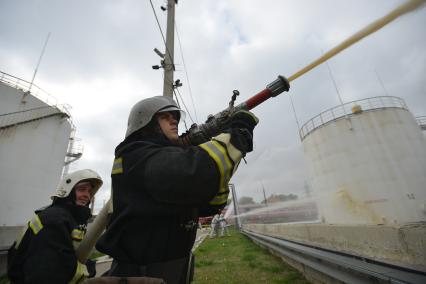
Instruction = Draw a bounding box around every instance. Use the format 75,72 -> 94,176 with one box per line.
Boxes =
96,95 -> 258,283
219,214 -> 230,237
209,214 -> 220,238
7,169 -> 103,284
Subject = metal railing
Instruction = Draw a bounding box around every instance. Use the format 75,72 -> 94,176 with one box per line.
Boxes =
0,70 -> 70,115
299,96 -> 408,140
67,144 -> 84,157
0,105 -> 70,129
242,230 -> 426,284
416,116 -> 426,130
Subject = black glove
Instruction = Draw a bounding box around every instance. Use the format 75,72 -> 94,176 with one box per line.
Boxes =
229,128 -> 253,156
229,110 -> 259,134
86,259 -> 96,278
227,110 -> 258,155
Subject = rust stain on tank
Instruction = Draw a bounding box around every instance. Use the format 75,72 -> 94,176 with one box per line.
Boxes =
334,188 -> 382,224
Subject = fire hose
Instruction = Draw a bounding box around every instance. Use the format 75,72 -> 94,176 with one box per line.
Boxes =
179,0 -> 425,146
76,0 -> 425,264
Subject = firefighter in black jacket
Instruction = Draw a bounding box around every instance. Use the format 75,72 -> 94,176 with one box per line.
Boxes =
96,96 -> 258,283
7,169 -> 103,284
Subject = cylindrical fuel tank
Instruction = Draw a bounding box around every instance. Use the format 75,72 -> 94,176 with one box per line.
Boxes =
301,96 -> 426,225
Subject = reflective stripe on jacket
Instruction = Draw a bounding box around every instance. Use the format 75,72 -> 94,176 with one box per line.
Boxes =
97,135 -> 232,266
8,204 -> 90,283
199,133 -> 243,206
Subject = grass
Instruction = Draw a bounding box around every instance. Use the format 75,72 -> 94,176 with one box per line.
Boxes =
193,228 -> 310,284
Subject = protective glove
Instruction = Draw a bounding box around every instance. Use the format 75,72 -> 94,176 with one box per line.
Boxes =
85,259 -> 97,278
229,128 -> 253,156
228,110 -> 259,155
229,110 -> 259,134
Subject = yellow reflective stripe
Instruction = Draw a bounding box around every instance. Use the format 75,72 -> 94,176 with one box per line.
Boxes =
212,133 -> 243,165
209,191 -> 230,205
210,140 -> 233,188
209,198 -> 227,206
223,142 -> 242,174
200,140 -> 235,206
111,157 -> 123,174
199,142 -> 224,203
69,261 -> 88,284
71,229 -> 85,241
199,143 -> 225,190
29,214 -> 43,235
199,141 -> 232,189
215,190 -> 230,196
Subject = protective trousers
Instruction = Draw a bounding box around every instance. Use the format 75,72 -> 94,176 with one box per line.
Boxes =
107,255 -> 194,284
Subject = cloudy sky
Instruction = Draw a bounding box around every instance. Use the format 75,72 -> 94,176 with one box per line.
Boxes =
1,0 -> 425,211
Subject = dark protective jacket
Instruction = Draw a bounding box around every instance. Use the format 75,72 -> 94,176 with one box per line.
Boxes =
7,202 -> 91,284
96,134 -> 237,277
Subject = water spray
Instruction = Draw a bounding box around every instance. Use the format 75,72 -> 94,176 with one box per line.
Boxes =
181,0 -> 425,146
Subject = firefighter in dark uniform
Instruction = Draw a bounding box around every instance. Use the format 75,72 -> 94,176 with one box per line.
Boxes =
96,96 -> 258,283
7,169 -> 103,284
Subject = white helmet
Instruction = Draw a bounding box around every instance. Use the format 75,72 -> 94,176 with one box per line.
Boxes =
125,96 -> 185,138
52,169 -> 103,200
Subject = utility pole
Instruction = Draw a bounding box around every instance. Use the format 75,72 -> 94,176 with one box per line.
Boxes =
229,184 -> 241,231
262,182 -> 268,206
163,0 -> 176,97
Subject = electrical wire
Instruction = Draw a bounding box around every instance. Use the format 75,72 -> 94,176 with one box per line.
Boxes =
173,90 -> 189,130
159,63 -> 192,130
175,20 -> 199,123
175,87 -> 195,125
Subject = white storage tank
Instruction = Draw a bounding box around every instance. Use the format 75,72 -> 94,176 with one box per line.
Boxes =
0,71 -> 73,249
301,96 -> 426,225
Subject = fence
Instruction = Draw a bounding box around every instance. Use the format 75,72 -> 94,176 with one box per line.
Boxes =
299,96 -> 408,140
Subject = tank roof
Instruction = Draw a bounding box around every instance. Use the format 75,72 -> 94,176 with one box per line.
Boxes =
299,96 -> 408,140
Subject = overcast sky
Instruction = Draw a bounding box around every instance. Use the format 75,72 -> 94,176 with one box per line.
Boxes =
1,0 -> 425,211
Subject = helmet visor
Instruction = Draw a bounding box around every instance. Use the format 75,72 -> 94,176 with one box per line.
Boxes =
157,106 -> 186,122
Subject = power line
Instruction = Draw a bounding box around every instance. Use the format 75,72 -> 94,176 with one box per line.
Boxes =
175,87 -> 195,125
162,67 -> 196,128
175,21 -> 199,123
159,64 -> 194,128
159,68 -> 192,129
172,90 -> 188,130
